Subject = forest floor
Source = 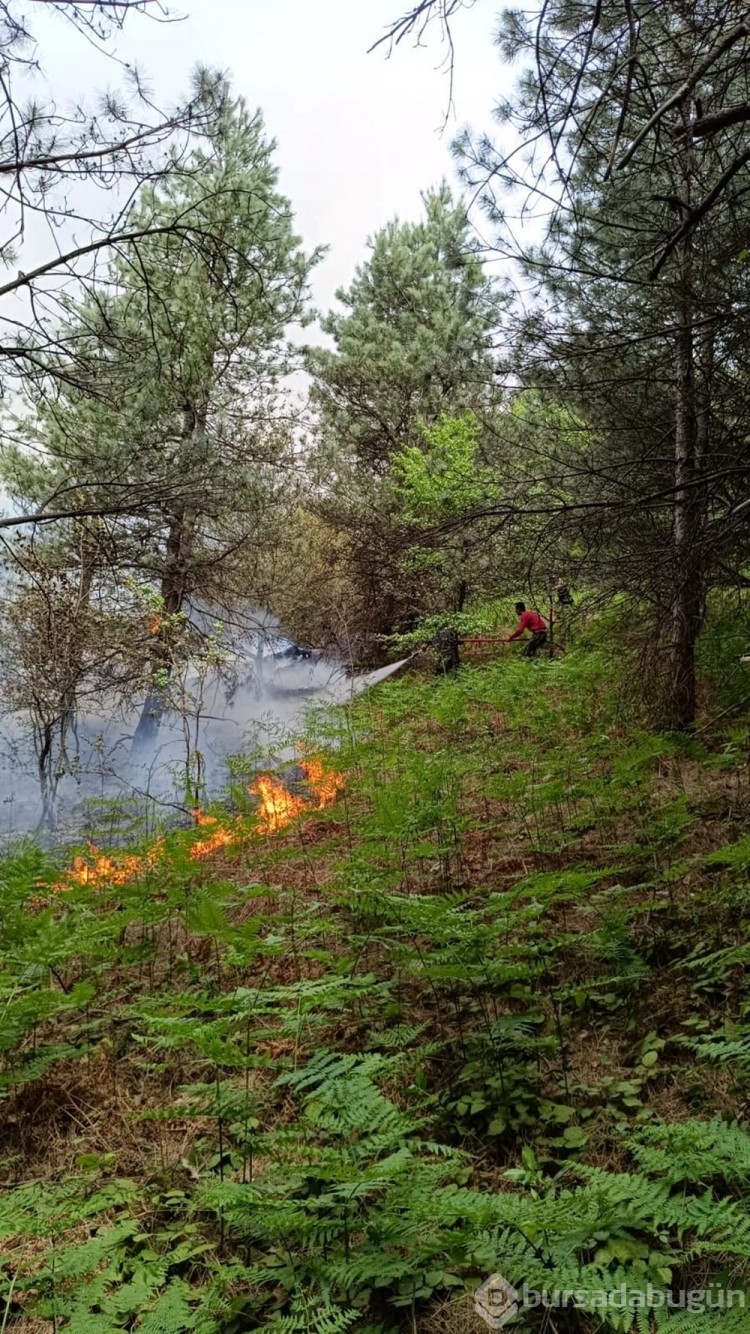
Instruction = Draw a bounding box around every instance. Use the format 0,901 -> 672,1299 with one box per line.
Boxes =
2,639 -> 750,1333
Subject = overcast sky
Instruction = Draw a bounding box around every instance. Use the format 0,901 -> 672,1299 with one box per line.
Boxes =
41,0 -> 505,313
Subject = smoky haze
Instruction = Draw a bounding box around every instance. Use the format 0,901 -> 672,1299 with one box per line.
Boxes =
0,608 -> 410,843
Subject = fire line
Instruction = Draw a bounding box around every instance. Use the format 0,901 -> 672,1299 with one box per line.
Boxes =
47,757 -> 344,894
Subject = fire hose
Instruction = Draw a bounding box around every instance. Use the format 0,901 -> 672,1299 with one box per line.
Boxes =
458,636 -> 510,644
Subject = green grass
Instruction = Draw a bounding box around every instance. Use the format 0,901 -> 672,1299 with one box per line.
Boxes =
2,643 -> 750,1331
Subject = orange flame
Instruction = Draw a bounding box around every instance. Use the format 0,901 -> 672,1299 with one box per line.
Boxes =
190,809 -> 238,861
50,839 -> 163,894
45,758 -> 344,897
300,757 -> 344,809
250,774 -> 307,835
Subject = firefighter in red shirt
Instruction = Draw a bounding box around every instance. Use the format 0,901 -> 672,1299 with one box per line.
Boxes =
504,602 -> 548,658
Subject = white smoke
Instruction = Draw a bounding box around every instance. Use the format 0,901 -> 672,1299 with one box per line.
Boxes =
0,606 -> 413,842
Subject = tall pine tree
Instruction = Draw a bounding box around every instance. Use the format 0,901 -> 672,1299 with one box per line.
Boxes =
2,87 -> 319,747
306,185 -> 505,650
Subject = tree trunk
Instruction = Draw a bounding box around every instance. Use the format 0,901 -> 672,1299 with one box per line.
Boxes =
133,405 -> 204,752
35,719 -> 57,833
669,92 -> 704,731
670,312 -> 701,729
132,503 -> 191,751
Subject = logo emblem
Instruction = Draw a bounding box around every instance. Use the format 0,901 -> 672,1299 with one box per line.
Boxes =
474,1273 -> 519,1328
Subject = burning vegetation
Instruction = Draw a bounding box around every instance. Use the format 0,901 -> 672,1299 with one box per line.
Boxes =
49,757 -> 344,894
189,810 -> 241,861
51,842 -> 163,893
249,775 -> 307,836
300,756 -> 344,808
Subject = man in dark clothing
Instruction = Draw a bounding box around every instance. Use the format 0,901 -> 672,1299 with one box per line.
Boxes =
552,577 -> 574,608
505,603 -> 548,658
435,626 -> 461,674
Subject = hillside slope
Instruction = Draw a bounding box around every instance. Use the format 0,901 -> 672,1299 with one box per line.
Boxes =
2,644 -> 750,1332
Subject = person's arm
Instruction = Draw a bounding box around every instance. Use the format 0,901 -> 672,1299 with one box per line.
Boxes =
505,613 -> 528,643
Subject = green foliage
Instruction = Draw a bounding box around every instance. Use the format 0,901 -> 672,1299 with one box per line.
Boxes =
696,593 -> 750,714
1,634 -> 750,1328
389,413 -> 502,620
309,184 -> 504,474
393,413 -> 498,524
303,184 -> 507,642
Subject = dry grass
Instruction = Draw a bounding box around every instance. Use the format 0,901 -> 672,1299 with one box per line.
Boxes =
418,1293 -> 494,1334
0,1048 -> 218,1184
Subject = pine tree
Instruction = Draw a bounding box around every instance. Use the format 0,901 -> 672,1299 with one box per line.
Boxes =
451,0 -> 750,726
2,86 -> 319,747
305,185 -> 505,649
310,183 -> 502,474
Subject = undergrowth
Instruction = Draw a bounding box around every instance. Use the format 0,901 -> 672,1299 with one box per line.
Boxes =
2,641 -> 750,1331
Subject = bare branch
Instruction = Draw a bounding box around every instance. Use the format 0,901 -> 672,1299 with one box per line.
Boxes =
650,148 -> 750,279
368,0 -> 469,53
614,20 -> 750,172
